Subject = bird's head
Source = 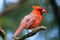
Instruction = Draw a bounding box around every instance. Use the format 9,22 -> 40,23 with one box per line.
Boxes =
32,6 -> 46,14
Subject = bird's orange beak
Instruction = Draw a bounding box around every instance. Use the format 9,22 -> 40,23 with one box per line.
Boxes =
41,9 -> 46,14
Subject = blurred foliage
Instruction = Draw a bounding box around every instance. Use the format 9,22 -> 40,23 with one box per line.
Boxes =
0,0 -> 59,40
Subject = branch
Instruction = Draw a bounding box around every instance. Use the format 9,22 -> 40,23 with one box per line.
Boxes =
0,27 -> 7,40
0,26 -> 46,40
0,0 -> 27,16
14,26 -> 46,40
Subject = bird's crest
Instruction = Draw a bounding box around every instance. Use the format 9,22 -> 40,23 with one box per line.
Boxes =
32,6 -> 42,10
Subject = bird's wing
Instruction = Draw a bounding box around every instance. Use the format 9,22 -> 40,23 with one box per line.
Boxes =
22,14 -> 38,29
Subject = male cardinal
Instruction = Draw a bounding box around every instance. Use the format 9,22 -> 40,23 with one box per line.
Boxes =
13,6 -> 46,38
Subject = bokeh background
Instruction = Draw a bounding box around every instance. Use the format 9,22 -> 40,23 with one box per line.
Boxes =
0,0 -> 59,40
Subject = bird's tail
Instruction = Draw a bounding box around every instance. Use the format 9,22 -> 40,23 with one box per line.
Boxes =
13,23 -> 26,38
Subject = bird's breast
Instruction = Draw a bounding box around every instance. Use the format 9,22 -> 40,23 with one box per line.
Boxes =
28,15 -> 42,29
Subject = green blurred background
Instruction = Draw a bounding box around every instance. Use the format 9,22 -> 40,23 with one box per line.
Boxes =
0,0 -> 59,40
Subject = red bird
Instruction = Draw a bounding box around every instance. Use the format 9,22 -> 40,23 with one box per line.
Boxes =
13,6 -> 46,38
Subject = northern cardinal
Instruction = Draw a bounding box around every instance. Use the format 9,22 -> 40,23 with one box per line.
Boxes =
13,6 -> 46,38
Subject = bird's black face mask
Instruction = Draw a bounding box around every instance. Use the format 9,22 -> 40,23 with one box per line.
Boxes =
39,9 -> 43,16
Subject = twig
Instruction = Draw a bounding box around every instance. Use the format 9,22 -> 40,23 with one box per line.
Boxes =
0,27 -> 7,40
14,26 -> 46,40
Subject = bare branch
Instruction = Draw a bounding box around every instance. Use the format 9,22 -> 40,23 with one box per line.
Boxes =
0,26 -> 46,40
14,26 -> 46,40
0,27 -> 7,40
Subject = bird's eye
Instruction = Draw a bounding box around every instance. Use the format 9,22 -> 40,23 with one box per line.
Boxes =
39,8 -> 42,13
